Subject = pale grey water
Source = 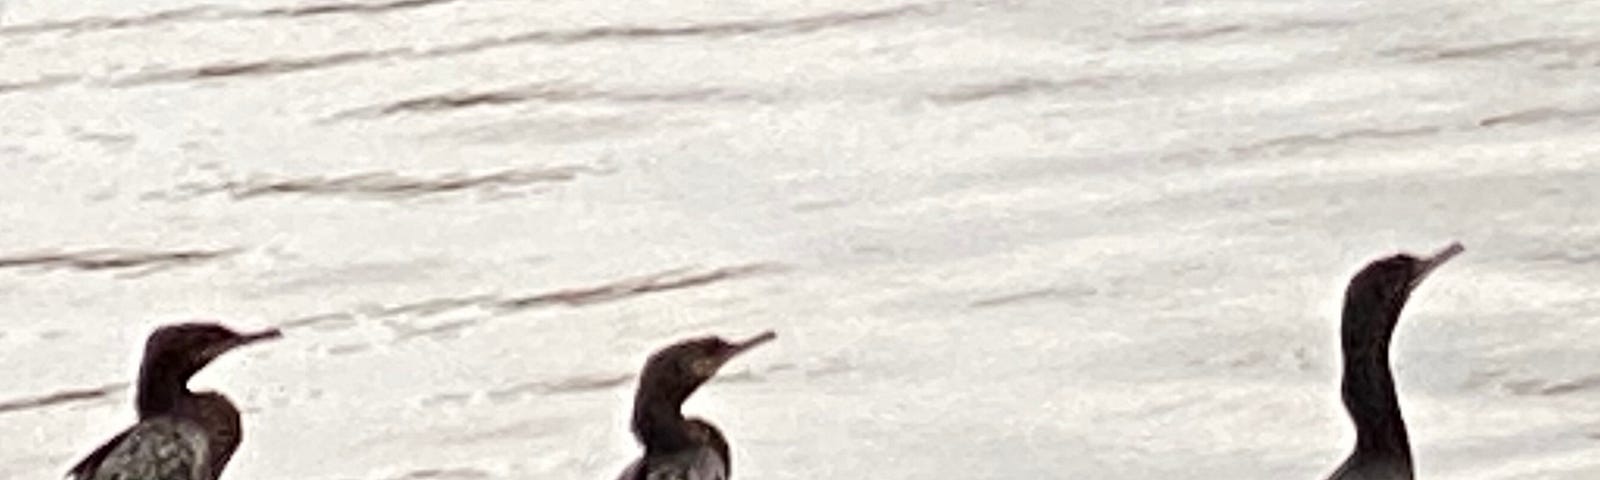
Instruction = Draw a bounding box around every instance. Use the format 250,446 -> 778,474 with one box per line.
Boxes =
1,0 -> 1598,478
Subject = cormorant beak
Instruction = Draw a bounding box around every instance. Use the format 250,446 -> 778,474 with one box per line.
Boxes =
1407,242 -> 1465,291
721,330 -> 777,361
237,328 -> 284,346
203,328 -> 283,361
687,331 -> 776,379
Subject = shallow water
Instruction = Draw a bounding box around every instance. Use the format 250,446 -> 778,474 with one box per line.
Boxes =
1,0 -> 1598,478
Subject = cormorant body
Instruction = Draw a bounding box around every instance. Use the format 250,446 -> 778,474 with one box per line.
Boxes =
1326,243 -> 1463,480
619,331 -> 776,480
68,323 -> 281,480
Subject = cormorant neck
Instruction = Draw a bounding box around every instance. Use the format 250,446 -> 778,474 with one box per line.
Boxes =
1339,306 -> 1413,469
135,357 -> 197,417
631,383 -> 697,453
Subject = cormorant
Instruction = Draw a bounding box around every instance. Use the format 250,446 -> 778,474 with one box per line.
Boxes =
67,322 -> 282,480
1326,242 -> 1464,480
619,331 -> 777,480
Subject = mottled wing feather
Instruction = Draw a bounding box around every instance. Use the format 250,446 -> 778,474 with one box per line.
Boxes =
635,448 -> 727,480
688,448 -> 728,480
622,419 -> 730,480
67,430 -> 133,480
80,417 -> 211,480
190,393 -> 242,479
683,419 -> 728,479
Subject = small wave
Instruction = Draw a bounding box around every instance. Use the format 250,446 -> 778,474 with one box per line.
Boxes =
0,6 -> 223,36
1128,25 -> 1247,43
486,374 -> 635,403
0,75 -> 76,95
1128,18 -> 1352,44
419,2 -> 933,56
1386,38 -> 1569,62
1477,105 -> 1600,128
495,264 -> 784,311
0,0 -> 461,36
927,76 -> 1119,105
278,263 -> 784,339
113,50 -> 402,86
330,83 -> 750,120
970,286 -> 1100,308
1385,36 -> 1600,70
73,3 -> 931,89
393,318 -> 479,342
0,247 -> 239,273
1503,374 -> 1600,397
372,295 -> 499,318
264,0 -> 460,18
1226,125 -> 1444,157
151,166 -> 601,201
0,382 -> 125,415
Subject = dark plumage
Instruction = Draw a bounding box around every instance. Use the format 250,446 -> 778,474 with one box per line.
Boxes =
68,323 -> 281,480
619,331 -> 776,480
1326,242 -> 1464,480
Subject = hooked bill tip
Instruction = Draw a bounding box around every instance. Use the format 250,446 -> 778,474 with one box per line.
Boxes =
241,328 -> 283,343
727,330 -> 777,355
744,330 -> 776,346
1419,242 -> 1465,271
1431,242 -> 1465,263
1407,241 -> 1464,287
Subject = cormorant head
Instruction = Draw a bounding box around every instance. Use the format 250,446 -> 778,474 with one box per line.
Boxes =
142,322 -> 282,382
1342,242 -> 1463,347
638,331 -> 776,404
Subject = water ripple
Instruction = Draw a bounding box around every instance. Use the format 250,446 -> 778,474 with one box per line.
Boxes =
0,247 -> 240,273
928,76 -> 1120,105
4,3 -> 937,94
282,263 -> 784,335
330,83 -> 757,120
148,165 -> 604,201
495,264 -> 784,311
0,382 -> 125,415
0,0 -> 464,36
1478,106 -> 1600,128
